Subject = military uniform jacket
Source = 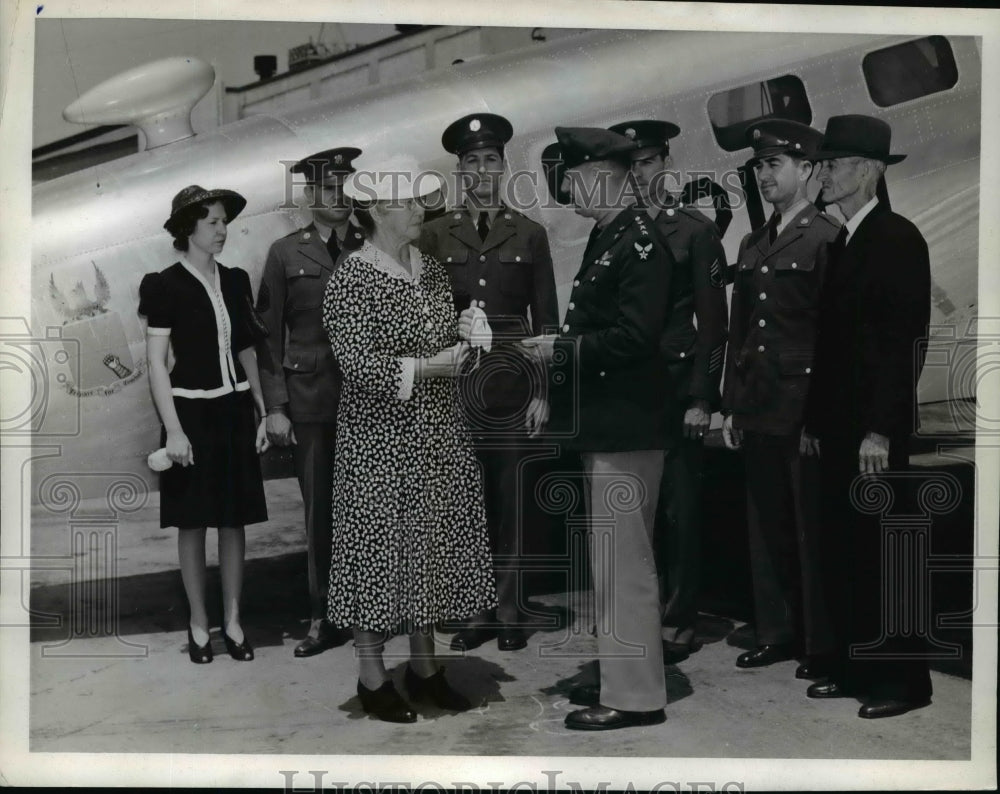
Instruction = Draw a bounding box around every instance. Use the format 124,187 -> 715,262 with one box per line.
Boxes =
722,203 -> 841,435
255,222 -> 364,422
549,206 -> 673,451
651,201 -> 729,411
419,206 -> 558,414
804,202 -> 931,451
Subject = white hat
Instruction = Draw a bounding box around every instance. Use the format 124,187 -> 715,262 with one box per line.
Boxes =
343,154 -> 443,201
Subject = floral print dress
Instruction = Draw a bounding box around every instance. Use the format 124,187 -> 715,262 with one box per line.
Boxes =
322,240 -> 497,631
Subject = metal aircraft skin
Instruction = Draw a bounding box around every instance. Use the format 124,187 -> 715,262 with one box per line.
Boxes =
27,30 -> 981,498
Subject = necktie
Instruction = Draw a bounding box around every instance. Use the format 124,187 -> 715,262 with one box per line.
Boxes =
832,225 -> 848,255
477,211 -> 490,242
325,232 -> 340,264
767,212 -> 781,245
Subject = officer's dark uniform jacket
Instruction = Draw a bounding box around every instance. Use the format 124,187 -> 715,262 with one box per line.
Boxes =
722,203 -> 841,435
651,198 -> 729,413
255,222 -> 365,422
550,205 -> 673,451
420,205 -> 558,417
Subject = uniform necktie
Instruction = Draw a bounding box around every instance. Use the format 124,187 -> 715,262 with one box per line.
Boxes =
767,212 -> 781,245
477,211 -> 490,242
326,232 -> 341,263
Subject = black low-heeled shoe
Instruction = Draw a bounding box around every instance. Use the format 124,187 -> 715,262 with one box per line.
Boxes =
223,631 -> 254,661
405,665 -> 473,711
187,626 -> 213,664
357,679 -> 417,723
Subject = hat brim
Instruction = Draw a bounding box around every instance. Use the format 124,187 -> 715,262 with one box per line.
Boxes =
164,189 -> 247,230
812,148 -> 906,164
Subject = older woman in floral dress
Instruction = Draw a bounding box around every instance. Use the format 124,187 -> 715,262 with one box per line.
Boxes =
322,155 -> 497,722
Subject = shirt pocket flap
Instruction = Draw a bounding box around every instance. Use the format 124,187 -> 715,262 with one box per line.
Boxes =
773,255 -> 816,273
284,261 -> 323,279
283,349 -> 317,373
498,246 -> 532,265
778,349 -> 813,376
438,247 -> 469,265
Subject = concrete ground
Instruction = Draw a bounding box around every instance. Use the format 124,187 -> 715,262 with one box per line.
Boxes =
27,478 -> 973,760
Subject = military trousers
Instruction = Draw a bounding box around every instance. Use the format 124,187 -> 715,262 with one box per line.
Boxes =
472,437 -> 532,625
291,421 -> 336,621
655,436 -> 705,641
581,450 -> 667,712
743,429 -> 833,655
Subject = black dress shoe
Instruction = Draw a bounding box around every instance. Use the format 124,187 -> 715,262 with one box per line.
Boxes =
662,641 -> 693,664
357,679 -> 417,723
807,681 -> 847,699
404,665 -> 473,711
735,644 -> 794,668
568,684 -> 600,707
223,632 -> 254,661
294,621 -> 346,658
858,697 -> 931,719
565,705 -> 666,731
796,658 -> 833,680
497,626 -> 527,651
187,626 -> 213,664
449,626 -> 496,652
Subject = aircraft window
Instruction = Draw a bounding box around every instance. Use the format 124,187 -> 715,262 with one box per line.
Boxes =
863,36 -> 958,107
707,75 -> 812,152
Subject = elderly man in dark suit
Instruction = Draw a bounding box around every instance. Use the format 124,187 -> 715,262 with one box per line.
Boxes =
420,112 -> 559,652
609,119 -> 729,657
255,148 -> 365,657
722,120 -> 840,678
803,115 -> 933,719
524,126 -> 673,731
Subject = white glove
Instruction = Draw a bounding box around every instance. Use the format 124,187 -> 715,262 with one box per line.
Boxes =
147,447 -> 173,472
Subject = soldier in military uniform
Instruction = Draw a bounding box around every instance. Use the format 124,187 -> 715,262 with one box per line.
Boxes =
609,119 -> 728,657
721,121 -> 839,677
420,113 -> 559,652
524,127 -> 673,731
255,147 -> 365,657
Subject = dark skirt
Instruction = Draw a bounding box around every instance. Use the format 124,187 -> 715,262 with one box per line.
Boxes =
159,391 -> 268,529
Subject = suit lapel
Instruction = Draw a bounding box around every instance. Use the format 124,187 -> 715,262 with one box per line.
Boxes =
834,201 -> 887,283
447,208 -> 489,252
298,224 -> 335,272
578,207 -> 636,277
763,204 -> 815,259
480,211 -> 516,253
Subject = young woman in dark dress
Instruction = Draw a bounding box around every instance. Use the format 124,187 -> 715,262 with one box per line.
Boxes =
139,185 -> 270,664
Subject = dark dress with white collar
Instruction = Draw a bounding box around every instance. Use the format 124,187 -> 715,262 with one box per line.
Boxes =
139,260 -> 268,530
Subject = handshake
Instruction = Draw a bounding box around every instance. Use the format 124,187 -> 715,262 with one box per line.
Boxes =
458,300 -> 559,364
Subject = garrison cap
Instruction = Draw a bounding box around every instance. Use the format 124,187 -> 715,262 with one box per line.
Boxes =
745,120 -> 823,164
814,114 -> 906,164
441,113 -> 514,156
291,147 -> 362,184
608,119 -> 680,151
554,126 -> 636,170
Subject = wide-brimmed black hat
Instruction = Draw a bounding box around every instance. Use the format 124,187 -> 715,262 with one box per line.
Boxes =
164,185 -> 247,231
540,141 -> 571,205
813,114 -> 906,164
441,113 -> 514,156
290,147 -> 362,184
608,119 -> 680,152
